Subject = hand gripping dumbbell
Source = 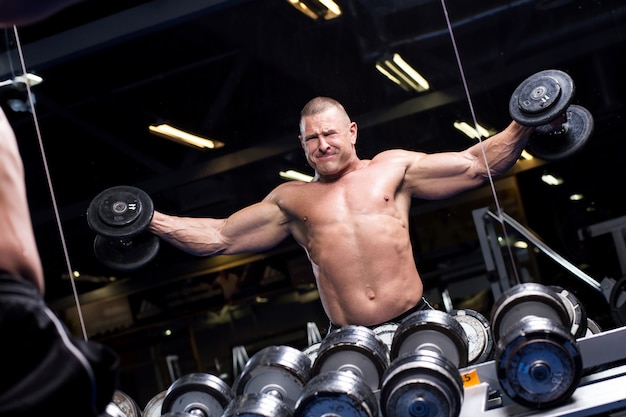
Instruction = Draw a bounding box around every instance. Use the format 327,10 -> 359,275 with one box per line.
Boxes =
86,185 -> 159,271
159,373 -> 233,417
490,282 -> 583,410
509,69 -> 594,160
380,309 -> 468,417
294,325 -> 389,417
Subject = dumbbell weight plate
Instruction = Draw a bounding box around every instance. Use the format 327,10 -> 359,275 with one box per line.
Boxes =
93,233 -> 160,271
609,275 -> 626,327
161,373 -> 233,417
312,325 -> 389,390
509,69 -> 575,127
143,390 -> 166,417
585,317 -> 602,337
232,345 -> 312,409
294,370 -> 379,417
380,350 -> 464,417
490,282 -> 570,342
372,322 -> 399,357
302,341 -> 321,365
223,393 -> 294,417
391,309 -> 469,368
526,104 -> 594,161
450,309 -> 494,365
101,390 -> 142,417
550,285 -> 588,338
495,315 -> 582,409
87,185 -> 154,239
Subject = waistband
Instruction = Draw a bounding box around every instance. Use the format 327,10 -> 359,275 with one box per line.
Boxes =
0,273 -> 41,299
328,297 -> 432,333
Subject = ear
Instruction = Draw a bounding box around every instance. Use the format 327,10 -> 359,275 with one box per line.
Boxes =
350,122 -> 358,145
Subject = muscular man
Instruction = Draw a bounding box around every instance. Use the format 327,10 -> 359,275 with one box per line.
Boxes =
0,105 -> 118,415
149,97 -> 534,328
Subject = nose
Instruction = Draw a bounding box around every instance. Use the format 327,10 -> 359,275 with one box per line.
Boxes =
317,136 -> 331,152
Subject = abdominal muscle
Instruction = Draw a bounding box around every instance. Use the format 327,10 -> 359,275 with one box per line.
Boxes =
305,213 -> 424,327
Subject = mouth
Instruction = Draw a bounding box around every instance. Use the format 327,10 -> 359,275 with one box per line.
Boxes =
316,152 -> 336,161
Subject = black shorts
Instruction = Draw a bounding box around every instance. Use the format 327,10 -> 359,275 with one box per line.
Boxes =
0,273 -> 119,416
327,297 -> 433,334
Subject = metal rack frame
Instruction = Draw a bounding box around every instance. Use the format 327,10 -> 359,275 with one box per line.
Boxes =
459,325 -> 626,416
468,207 -> 626,416
472,207 -> 604,300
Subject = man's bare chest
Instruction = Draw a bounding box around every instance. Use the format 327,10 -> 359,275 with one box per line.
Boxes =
290,178 -> 400,223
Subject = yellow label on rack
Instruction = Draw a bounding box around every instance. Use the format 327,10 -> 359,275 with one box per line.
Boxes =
462,369 -> 480,387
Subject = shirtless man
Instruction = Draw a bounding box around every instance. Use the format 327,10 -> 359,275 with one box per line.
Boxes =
149,97 -> 534,328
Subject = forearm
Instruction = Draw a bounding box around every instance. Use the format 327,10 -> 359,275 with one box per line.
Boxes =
148,199 -> 291,257
472,121 -> 534,178
148,211 -> 229,256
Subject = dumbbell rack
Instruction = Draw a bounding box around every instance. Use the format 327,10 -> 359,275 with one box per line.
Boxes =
468,208 -> 626,415
458,325 -> 626,416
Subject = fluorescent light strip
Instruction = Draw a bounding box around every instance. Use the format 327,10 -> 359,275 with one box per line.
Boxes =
279,170 -> 314,182
541,173 -> 564,185
391,53 -> 429,90
375,53 -> 429,93
318,0 -> 341,18
453,121 -> 490,139
375,63 -> 407,90
287,0 -> 317,19
1,72 -> 44,88
149,124 -> 224,150
14,73 -> 43,86
287,0 -> 341,20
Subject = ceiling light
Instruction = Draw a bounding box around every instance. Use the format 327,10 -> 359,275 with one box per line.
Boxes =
513,240 -> 529,249
287,0 -> 341,20
149,124 -> 224,150
279,170 -> 314,182
375,53 -> 429,93
0,72 -> 43,89
520,150 -> 534,160
541,172 -> 564,185
453,121 -> 491,139
14,73 -> 43,87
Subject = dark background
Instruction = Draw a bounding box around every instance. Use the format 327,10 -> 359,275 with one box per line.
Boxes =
2,0 -> 625,407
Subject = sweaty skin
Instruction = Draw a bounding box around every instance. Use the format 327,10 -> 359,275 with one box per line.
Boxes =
0,107 -> 45,293
149,97 -> 534,326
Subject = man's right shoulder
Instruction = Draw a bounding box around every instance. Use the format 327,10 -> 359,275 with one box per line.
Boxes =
268,180 -> 317,207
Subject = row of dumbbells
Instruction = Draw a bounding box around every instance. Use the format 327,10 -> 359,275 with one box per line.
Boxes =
102,281 -> 599,417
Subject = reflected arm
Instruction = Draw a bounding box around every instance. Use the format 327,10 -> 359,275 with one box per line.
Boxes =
0,107 -> 45,292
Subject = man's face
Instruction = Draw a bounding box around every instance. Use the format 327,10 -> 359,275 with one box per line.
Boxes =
299,107 -> 357,177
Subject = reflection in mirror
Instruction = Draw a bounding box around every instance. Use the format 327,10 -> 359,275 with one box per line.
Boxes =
2,0 -> 626,411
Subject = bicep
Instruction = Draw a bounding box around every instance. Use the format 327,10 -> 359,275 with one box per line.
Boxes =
403,150 -> 483,200
150,200 -> 290,256
220,200 -> 291,254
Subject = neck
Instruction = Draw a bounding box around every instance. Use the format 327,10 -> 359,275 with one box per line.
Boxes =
315,158 -> 365,183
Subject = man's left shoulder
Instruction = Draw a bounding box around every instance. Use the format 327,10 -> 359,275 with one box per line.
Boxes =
373,148 -> 420,164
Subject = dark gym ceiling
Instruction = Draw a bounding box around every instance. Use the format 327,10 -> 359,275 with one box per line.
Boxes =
1,0 -> 625,310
